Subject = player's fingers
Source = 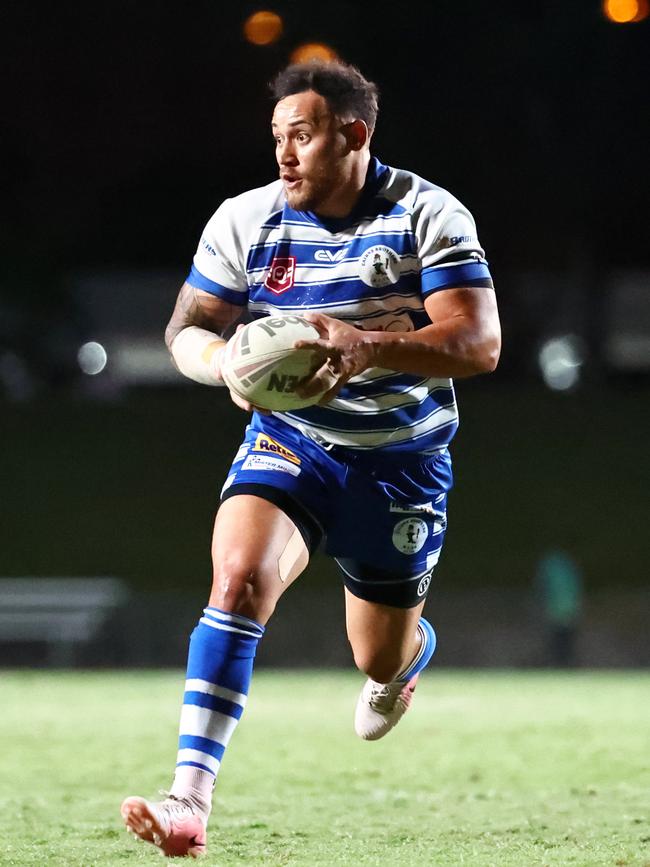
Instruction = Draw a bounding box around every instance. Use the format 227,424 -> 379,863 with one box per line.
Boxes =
316,377 -> 348,405
229,390 -> 271,415
296,360 -> 339,399
300,312 -> 333,337
293,338 -> 338,354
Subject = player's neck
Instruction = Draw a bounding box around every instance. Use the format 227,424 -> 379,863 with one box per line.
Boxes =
314,152 -> 371,219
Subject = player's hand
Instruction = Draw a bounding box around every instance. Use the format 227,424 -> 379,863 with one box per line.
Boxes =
221,326 -> 272,415
294,312 -> 375,403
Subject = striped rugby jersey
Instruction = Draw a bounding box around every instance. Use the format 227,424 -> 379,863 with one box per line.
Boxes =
187,157 -> 493,454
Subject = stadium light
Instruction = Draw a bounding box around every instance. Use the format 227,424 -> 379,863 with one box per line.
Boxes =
602,0 -> 649,23
243,10 -> 283,45
78,341 -> 108,375
538,335 -> 585,391
290,43 -> 338,63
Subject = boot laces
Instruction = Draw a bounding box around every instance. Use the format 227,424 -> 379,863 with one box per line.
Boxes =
368,680 -> 405,714
157,792 -> 197,817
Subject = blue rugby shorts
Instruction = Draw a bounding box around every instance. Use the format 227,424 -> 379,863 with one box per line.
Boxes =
220,414 -> 453,608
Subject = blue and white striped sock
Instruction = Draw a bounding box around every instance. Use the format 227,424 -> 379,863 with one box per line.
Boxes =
397,617 -> 437,681
170,606 -> 264,809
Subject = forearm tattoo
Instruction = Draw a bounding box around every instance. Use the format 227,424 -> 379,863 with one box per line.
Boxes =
165,283 -> 236,350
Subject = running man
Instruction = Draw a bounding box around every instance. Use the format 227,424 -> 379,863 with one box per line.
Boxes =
121,60 -> 501,857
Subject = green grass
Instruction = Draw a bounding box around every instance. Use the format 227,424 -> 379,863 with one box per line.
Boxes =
1,670 -> 649,866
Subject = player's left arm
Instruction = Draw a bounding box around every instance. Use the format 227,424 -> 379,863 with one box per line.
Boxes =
375,283 -> 501,377
295,285 -> 500,401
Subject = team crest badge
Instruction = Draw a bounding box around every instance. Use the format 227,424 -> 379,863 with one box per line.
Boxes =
359,245 -> 400,288
265,257 -> 296,294
392,518 -> 429,555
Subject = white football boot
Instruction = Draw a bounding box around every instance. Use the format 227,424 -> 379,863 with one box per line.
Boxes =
121,793 -> 207,858
354,674 -> 419,741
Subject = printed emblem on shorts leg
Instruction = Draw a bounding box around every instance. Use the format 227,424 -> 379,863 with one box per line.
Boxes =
417,572 -> 432,597
392,518 -> 429,554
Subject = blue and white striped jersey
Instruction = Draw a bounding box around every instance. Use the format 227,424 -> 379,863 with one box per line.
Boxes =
186,158 -> 493,454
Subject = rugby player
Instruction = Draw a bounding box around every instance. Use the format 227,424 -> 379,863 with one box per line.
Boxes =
121,60 -> 501,857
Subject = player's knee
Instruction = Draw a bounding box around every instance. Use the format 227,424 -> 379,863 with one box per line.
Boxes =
210,555 -> 277,624
352,646 -> 402,684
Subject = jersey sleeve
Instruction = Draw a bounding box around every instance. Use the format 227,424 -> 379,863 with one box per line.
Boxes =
414,191 -> 493,298
186,199 -> 249,306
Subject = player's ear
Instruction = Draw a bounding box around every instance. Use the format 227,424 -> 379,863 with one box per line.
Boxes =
344,119 -> 370,152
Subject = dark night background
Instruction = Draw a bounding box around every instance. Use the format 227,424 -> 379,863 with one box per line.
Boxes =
1,1 -> 648,666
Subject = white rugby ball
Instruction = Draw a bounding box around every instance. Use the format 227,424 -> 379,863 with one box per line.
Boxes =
220,315 -> 327,411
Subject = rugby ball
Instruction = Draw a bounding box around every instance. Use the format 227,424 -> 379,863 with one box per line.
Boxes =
220,315 -> 328,411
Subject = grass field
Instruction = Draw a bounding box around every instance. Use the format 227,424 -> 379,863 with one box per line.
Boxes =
1,670 -> 649,866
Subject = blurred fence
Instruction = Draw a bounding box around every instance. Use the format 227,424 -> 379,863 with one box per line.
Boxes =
0,580 -> 647,669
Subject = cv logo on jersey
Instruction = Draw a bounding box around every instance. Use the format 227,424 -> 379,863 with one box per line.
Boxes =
265,257 -> 296,294
359,245 -> 400,288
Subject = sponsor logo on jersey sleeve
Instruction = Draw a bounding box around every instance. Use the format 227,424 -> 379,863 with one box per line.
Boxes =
265,257 -> 296,294
200,236 -> 217,256
447,235 -> 476,246
253,433 -> 301,465
241,454 -> 301,476
359,245 -> 401,288
392,518 -> 429,554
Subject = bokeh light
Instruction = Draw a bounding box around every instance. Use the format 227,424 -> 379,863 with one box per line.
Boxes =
538,335 -> 585,391
602,0 -> 649,23
290,43 -> 338,64
78,341 -> 108,375
243,10 -> 283,46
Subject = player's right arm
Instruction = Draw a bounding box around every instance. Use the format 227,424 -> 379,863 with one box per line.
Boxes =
165,281 -> 241,386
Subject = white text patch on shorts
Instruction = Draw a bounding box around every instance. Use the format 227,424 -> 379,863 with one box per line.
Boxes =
241,454 -> 301,476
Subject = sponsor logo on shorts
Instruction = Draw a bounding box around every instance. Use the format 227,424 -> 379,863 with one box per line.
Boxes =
264,257 -> 296,294
417,572 -> 432,597
390,501 -> 435,516
253,434 -> 301,465
241,454 -> 301,476
392,518 -> 429,555
359,245 -> 400,288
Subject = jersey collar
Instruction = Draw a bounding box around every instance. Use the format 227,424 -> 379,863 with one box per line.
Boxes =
284,156 -> 390,233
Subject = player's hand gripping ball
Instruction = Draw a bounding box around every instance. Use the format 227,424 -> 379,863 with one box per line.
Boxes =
220,315 -> 331,411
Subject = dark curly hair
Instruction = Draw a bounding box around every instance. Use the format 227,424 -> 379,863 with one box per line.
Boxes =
270,60 -> 379,131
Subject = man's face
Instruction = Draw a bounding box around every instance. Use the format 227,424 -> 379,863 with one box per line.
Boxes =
272,90 -> 351,214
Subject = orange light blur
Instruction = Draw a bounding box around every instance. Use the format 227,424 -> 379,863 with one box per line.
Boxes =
243,10 -> 283,46
602,0 -> 649,22
290,43 -> 338,64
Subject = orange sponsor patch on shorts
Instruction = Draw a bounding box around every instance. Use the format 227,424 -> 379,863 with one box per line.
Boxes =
253,433 -> 301,465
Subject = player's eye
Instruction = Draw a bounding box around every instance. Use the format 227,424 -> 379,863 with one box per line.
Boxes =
296,133 -> 310,143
